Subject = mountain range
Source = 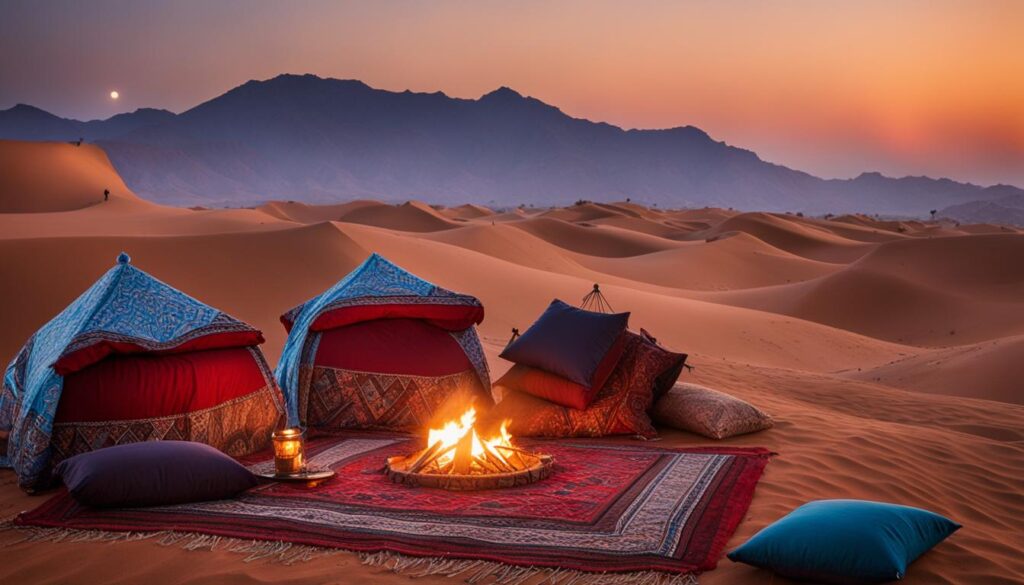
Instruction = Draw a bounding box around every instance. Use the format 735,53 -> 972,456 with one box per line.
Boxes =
1,73 -> 1021,218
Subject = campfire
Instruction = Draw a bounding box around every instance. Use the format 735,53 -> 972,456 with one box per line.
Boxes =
385,407 -> 553,490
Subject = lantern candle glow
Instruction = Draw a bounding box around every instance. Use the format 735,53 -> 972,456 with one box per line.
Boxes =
272,428 -> 306,475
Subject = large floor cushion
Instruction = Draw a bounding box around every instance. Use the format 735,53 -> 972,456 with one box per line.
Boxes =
728,499 -> 961,583
56,441 -> 257,508
52,347 -> 282,462
301,319 -> 489,431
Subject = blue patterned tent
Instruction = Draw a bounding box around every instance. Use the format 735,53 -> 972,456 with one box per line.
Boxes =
0,253 -> 270,490
276,253 -> 490,426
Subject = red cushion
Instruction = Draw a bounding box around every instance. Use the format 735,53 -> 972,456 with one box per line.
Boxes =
496,331 -> 628,409
315,318 -> 473,377
56,347 -> 268,423
53,330 -> 264,376
283,303 -> 484,333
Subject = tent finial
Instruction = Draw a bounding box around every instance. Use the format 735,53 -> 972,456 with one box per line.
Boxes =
117,252 -> 131,265
581,283 -> 614,313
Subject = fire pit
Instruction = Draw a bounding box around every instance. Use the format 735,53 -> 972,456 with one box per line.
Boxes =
385,408 -> 553,491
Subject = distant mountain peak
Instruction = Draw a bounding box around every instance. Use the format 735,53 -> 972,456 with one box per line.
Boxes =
481,86 -> 524,100
7,103 -> 56,117
856,171 -> 885,180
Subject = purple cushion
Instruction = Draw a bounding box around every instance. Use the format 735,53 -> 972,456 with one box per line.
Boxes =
54,441 -> 257,508
500,299 -> 629,386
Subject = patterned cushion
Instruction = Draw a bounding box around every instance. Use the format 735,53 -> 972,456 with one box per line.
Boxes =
302,366 -> 489,431
652,383 -> 773,439
491,331 -> 686,438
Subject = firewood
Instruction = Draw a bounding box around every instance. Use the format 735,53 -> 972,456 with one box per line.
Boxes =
494,444 -> 529,468
407,440 -> 446,473
482,442 -> 516,472
452,431 -> 474,475
472,454 -> 500,473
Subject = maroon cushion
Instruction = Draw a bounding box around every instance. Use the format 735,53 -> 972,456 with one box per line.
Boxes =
55,441 -> 257,508
500,299 -> 629,387
314,319 -> 473,376
56,347 -> 269,423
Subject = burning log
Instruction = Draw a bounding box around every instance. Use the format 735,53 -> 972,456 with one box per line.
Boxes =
481,441 -> 516,472
452,430 -> 475,475
408,442 -> 455,474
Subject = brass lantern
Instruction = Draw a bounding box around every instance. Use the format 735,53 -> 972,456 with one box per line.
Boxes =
272,427 -> 306,475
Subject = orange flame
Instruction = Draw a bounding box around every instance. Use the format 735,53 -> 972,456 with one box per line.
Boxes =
425,407 -> 512,470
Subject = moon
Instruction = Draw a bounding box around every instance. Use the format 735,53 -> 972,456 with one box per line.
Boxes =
110,90 -> 119,100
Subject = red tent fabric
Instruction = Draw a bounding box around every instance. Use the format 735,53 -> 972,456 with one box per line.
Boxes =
314,319 -> 473,377
57,347 -> 271,422
49,343 -> 284,468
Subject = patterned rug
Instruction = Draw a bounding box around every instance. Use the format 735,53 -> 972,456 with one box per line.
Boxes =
14,433 -> 770,583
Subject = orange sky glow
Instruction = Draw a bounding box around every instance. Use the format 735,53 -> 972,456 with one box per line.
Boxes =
1,0 -> 1022,186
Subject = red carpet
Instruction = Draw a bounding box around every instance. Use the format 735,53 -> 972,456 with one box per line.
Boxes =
17,433 -> 770,579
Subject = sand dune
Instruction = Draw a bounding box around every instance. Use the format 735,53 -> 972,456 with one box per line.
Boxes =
696,212 -> 874,263
700,233 -> 1024,346
0,140 -> 143,212
258,199 -> 384,223
847,335 -> 1024,405
538,201 -> 641,222
850,233 -> 1024,300
511,216 -> 681,257
439,203 -> 496,220
0,140 -> 1022,585
336,200 -> 460,232
574,232 -> 841,291
709,265 -> 1024,346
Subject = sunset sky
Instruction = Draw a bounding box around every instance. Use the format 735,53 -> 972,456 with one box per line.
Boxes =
2,0 -> 1022,186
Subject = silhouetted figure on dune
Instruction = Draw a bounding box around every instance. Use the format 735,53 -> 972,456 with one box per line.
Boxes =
104,189 -> 109,202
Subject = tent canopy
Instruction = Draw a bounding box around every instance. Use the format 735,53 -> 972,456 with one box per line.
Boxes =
275,253 -> 489,425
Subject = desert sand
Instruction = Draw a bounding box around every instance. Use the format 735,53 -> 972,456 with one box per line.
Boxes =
1,140 -> 1022,584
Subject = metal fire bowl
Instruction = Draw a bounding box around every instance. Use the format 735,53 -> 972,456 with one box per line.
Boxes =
385,452 -> 554,491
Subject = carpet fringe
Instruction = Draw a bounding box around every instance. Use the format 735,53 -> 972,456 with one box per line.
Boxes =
1,520 -> 697,584
358,548 -> 698,585
0,521 -> 339,565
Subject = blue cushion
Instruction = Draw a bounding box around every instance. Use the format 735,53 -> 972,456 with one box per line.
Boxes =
728,500 -> 960,584
499,299 -> 629,386
55,441 -> 258,508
